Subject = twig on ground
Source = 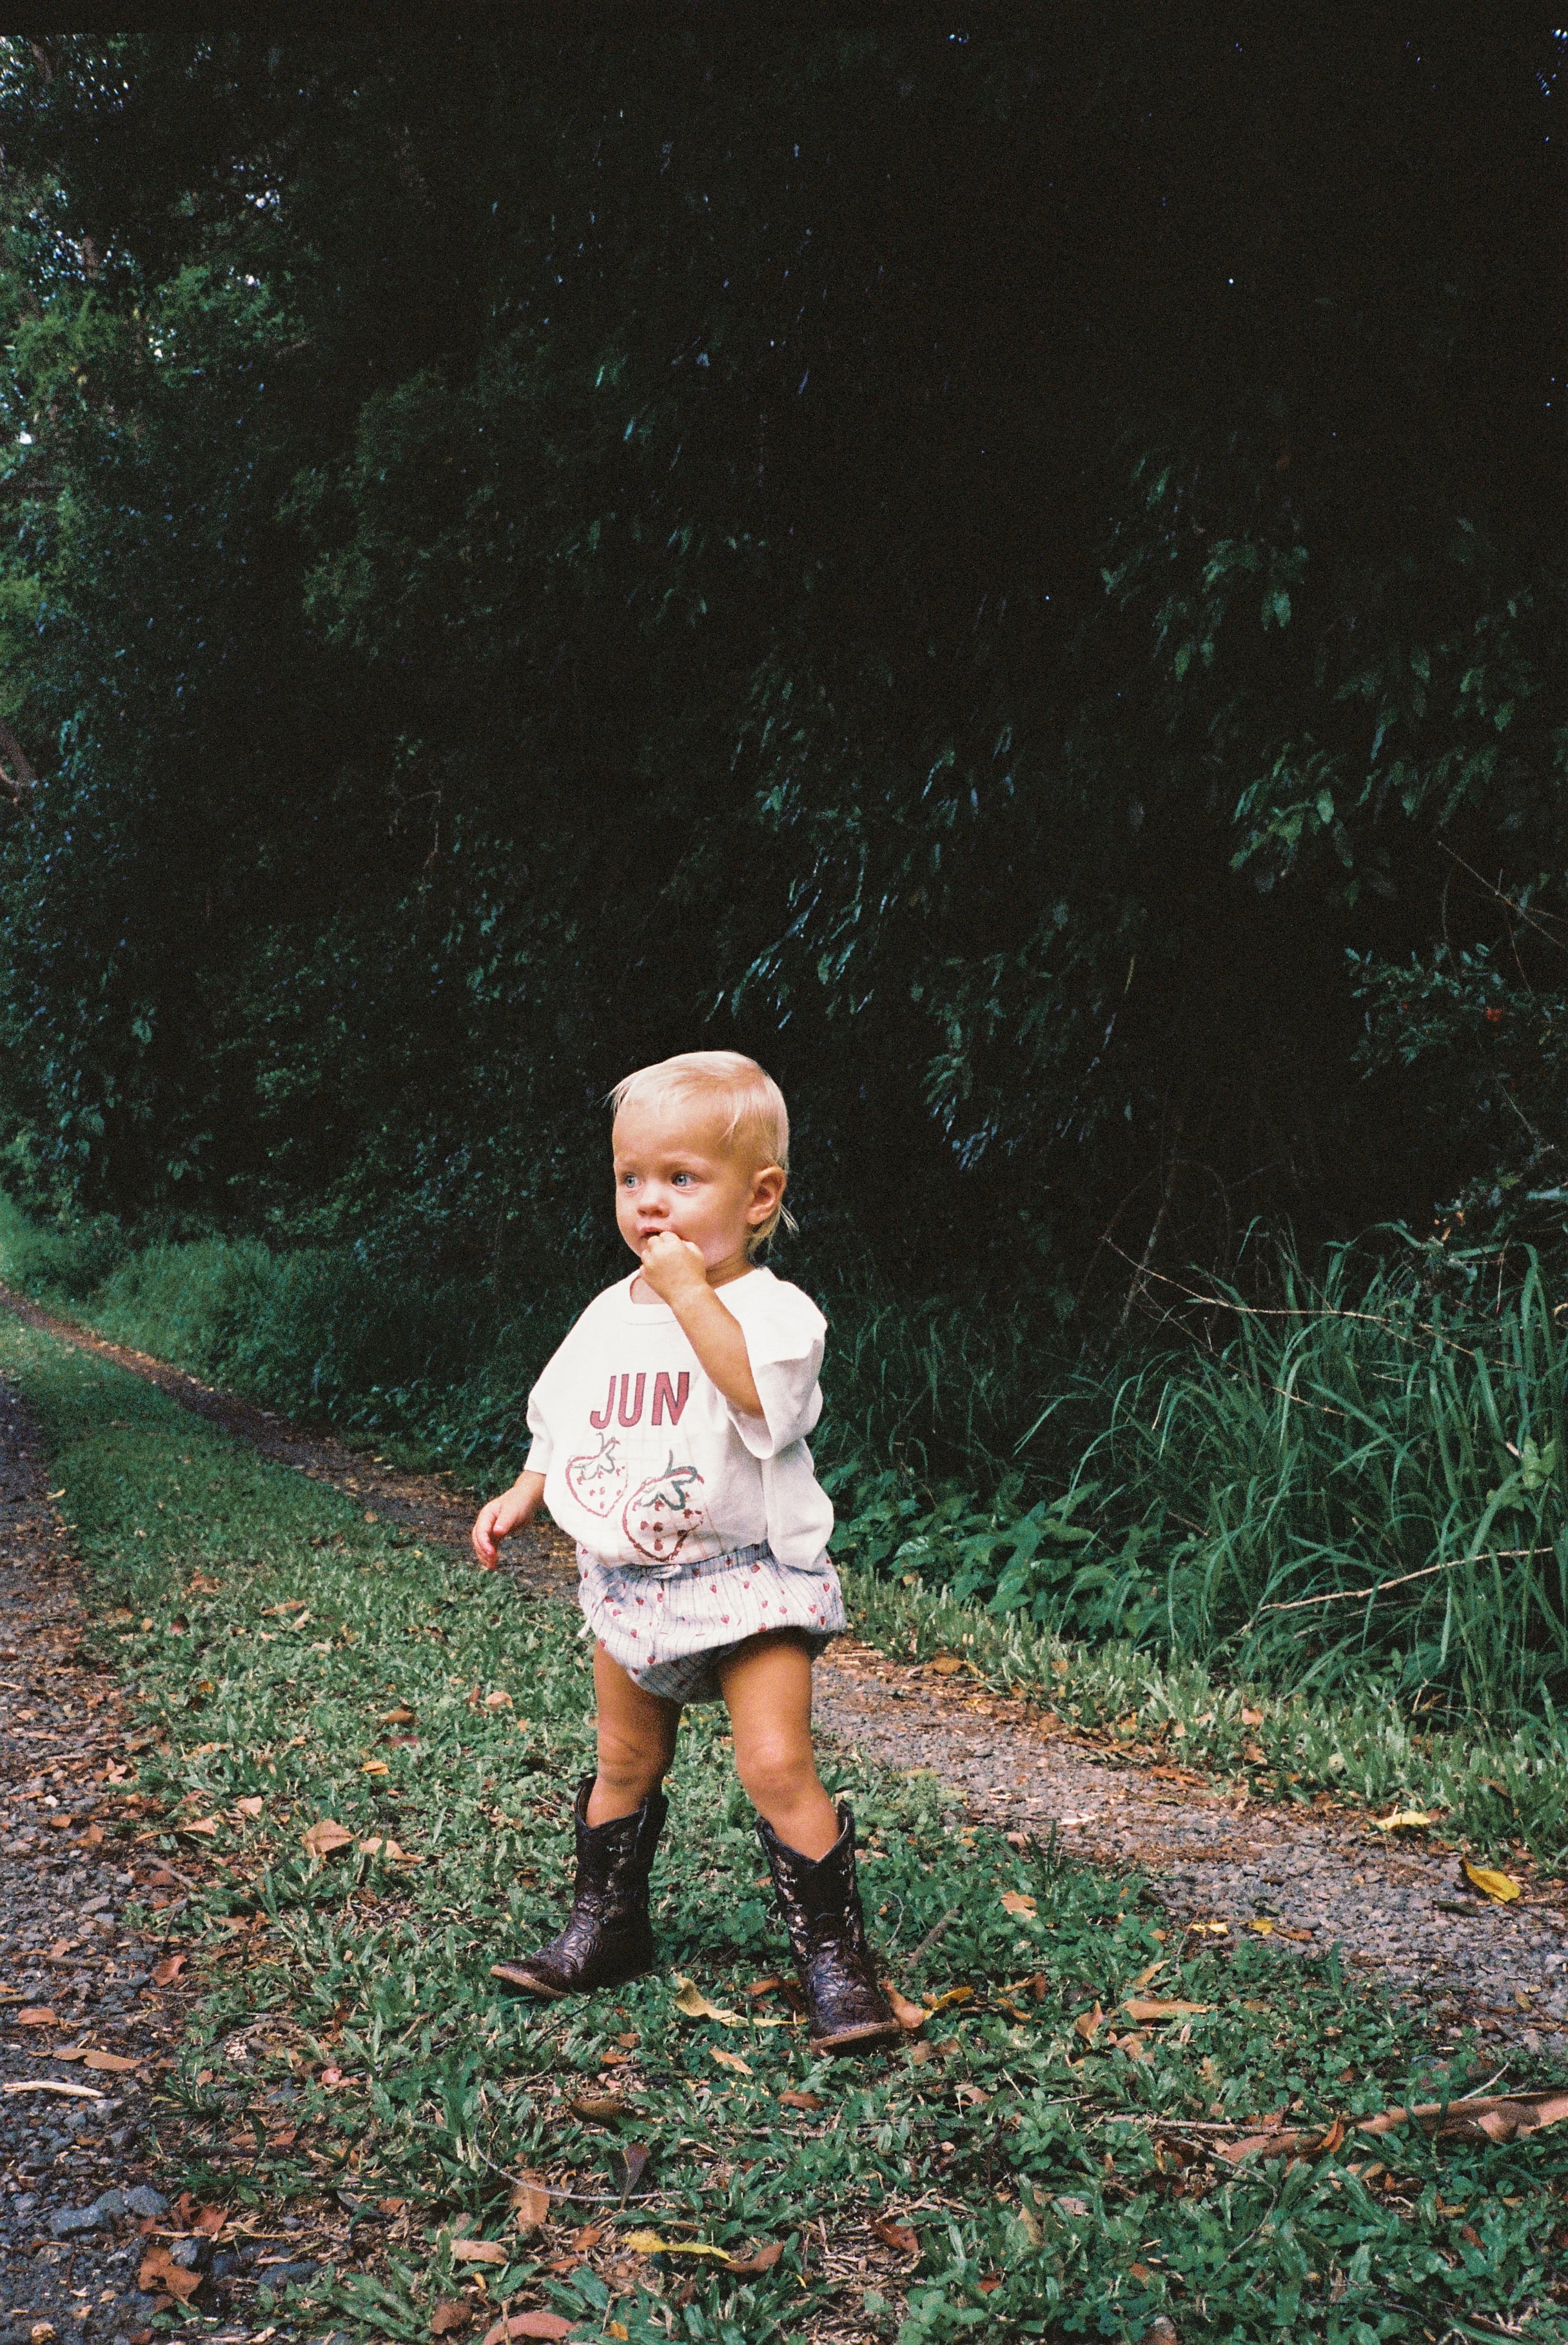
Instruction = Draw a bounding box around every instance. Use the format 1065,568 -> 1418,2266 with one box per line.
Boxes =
1256,1548 -> 1553,1619
906,1905 -> 960,1971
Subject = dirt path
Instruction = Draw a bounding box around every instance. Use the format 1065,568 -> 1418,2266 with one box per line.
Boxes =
3,1285 -> 1566,2057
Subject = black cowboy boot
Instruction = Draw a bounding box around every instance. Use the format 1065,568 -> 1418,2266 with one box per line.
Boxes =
756,1803 -> 901,2052
492,1776 -> 667,1998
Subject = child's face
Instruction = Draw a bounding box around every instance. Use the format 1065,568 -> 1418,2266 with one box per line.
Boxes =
612,1097 -> 781,1274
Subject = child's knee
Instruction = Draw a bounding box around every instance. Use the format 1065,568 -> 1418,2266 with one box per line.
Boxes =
735,1735 -> 812,1814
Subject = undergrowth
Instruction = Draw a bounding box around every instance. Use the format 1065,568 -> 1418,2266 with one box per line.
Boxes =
5,1314 -> 1568,2342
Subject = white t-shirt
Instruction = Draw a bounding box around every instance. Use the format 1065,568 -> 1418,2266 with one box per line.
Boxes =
523,1267 -> 834,1572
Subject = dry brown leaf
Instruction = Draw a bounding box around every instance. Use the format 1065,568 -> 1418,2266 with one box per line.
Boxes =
429,2302 -> 472,2337
82,2050 -> 139,2073
625,2231 -> 736,2263
885,1985 -> 926,2032
302,1817 -> 353,1860
509,2176 -> 551,2230
381,1705 -> 416,1725
870,2216 -> 919,2257
571,2093 -> 632,2123
927,1655 -> 966,1674
1122,1997 -> 1213,2023
1462,1859 -> 1522,1903
778,2088 -> 823,2110
235,1796 -> 264,1818
360,1760 -> 391,1778
14,2008 -> 55,2028
179,1817 -> 220,1838
709,2044 -> 752,2077
999,1890 -> 1037,1917
725,2240 -> 785,2273
480,2317 -> 574,2345
151,1954 -> 186,1986
1240,1706 -> 1264,1726
137,2248 -> 200,2304
1073,2003 -> 1104,2042
449,2237 -> 508,2266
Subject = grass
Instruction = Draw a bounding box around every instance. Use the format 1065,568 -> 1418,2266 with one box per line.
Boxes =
5,1312 -> 1568,2341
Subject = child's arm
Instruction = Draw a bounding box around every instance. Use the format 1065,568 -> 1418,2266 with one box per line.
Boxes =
638,1233 -> 764,1416
471,1469 -> 546,1570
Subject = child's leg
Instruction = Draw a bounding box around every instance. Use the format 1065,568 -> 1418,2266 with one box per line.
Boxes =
716,1630 -> 839,1859
588,1643 -> 681,1825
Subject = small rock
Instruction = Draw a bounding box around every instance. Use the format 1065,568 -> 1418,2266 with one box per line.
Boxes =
257,2261 -> 318,2290
122,2184 -> 168,2219
48,2203 -> 105,2238
92,2188 -> 127,2221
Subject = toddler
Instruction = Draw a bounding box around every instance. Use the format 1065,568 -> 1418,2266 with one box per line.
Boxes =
471,1050 -> 898,2053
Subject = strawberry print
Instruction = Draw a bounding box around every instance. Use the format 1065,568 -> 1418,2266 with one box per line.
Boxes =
564,1432 -> 628,1518
622,1454 -> 707,1564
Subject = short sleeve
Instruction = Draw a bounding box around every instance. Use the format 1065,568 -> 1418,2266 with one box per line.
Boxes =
522,1376 -> 554,1477
720,1276 -> 825,1460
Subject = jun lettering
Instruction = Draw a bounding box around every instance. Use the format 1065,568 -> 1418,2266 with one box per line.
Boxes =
586,1369 -> 691,1431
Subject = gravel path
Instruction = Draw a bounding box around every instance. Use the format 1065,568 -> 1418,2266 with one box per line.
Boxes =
3,1287 -> 1565,2064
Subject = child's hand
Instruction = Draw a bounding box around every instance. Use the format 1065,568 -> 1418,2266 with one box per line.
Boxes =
471,1472 -> 544,1570
638,1230 -> 710,1304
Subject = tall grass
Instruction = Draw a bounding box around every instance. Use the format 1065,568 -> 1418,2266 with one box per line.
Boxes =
1079,1249 -> 1568,1718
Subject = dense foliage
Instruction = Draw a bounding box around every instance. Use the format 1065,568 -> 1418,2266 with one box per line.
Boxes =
0,26 -> 1560,1316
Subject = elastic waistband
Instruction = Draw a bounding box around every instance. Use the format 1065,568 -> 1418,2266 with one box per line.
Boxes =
578,1539 -> 776,1582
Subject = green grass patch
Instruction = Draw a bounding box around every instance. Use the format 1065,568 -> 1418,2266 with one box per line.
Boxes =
5,1315 -> 1568,2340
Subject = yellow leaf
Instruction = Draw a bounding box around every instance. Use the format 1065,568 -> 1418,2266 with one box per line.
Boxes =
672,1975 -> 745,2026
709,2045 -> 752,2077
1190,1919 -> 1229,1937
925,1986 -> 975,2014
1000,1890 -> 1037,1917
609,2327 -> 629,2342
1464,1859 -> 1522,1904
1122,1997 -> 1213,2023
625,2231 -> 737,2263
1373,1810 -> 1435,1833
1248,1918 -> 1275,1937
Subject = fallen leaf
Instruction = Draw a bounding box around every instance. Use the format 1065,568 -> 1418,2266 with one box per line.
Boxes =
302,1817 -> 354,1860
179,1817 -> 220,1838
885,1985 -> 926,2032
925,1985 -> 975,2013
509,2176 -> 551,2230
1462,1859 -> 1522,1903
235,1796 -> 264,1818
1,2079 -> 103,2099
709,2044 -> 752,2076
673,1975 -> 745,2026
747,1975 -> 783,1997
1000,1890 -> 1037,1917
1190,1919 -> 1230,1937
480,2318 -> 574,2345
484,1690 -> 513,1709
82,1824 -> 103,1846
449,2237 -> 508,2266
1240,1706 -> 1264,1726
625,2231 -> 740,2264
1248,1918 -> 1275,1937
360,1760 -> 390,1778
1073,2003 -> 1104,2042
14,2008 -> 55,2027
137,2248 -> 200,2304
612,2141 -> 651,2193
1122,1997 -> 1213,2023
1373,1809 -> 1435,1833
570,2095 -> 630,2123
1242,1742 -> 1267,1765
778,2088 -> 823,2110
82,2050 -> 139,2073
725,2240 -> 785,2273
151,1954 -> 187,1986
429,2304 -> 472,2337
1054,2195 -> 1092,2218
870,2216 -> 919,2257
380,1705 -> 416,1725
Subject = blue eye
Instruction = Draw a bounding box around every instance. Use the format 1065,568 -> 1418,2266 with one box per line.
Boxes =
672,1172 -> 692,1187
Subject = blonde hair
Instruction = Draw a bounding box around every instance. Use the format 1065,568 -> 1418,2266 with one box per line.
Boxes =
609,1049 -> 796,1251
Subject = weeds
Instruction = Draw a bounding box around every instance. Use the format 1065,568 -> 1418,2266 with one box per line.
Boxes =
6,1314 -> 1568,2339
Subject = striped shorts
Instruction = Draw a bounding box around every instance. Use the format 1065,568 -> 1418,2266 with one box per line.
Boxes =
576,1539 -> 847,1706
